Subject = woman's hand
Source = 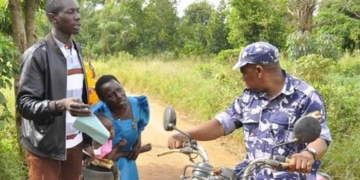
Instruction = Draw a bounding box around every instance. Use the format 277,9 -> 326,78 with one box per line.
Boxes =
127,133 -> 142,160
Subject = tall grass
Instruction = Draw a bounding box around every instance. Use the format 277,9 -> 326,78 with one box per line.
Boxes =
91,52 -> 360,180
0,87 -> 27,180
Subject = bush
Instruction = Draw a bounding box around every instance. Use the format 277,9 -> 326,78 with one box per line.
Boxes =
0,123 -> 27,180
0,34 -> 19,121
286,31 -> 316,61
215,48 -> 242,65
316,83 -> 360,139
293,54 -> 336,82
286,31 -> 343,61
332,53 -> 360,77
316,34 -> 342,61
321,127 -> 360,179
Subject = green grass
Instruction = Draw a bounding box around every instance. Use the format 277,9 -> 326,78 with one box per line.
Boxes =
90,52 -> 360,180
0,87 -> 27,180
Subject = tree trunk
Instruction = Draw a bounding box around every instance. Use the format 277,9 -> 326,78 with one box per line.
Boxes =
288,0 -> 318,33
8,0 -> 42,178
25,0 -> 42,46
9,0 -> 27,52
8,0 -> 27,161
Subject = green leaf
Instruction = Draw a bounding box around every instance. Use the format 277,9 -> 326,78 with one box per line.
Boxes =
0,92 -> 7,105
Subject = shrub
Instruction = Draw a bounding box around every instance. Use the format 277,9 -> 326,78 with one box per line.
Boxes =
293,54 -> 336,82
215,48 -> 242,65
0,123 -> 27,180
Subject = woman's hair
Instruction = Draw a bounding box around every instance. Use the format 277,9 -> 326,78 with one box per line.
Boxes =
95,75 -> 120,99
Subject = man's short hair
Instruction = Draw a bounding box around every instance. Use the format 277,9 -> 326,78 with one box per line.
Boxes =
45,0 -> 65,15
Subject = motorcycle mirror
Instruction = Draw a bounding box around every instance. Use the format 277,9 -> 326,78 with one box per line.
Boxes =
270,115 -> 322,159
163,106 -> 177,131
293,115 -> 322,143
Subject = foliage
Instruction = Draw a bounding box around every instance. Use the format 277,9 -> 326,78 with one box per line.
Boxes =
0,33 -> 19,123
205,0 -> 232,54
176,1 -> 216,55
315,34 -> 342,60
286,31 -> 316,60
0,0 -> 12,35
313,0 -> 360,54
25,0 -> 359,58
0,122 -> 27,180
2,0 -> 355,59
215,48 -> 241,65
293,54 -> 336,82
35,9 -> 50,38
227,0 -> 292,50
286,31 -> 342,61
0,33 -> 25,180
142,0 -> 179,54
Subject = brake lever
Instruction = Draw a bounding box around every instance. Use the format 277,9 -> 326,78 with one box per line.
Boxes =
181,144 -> 198,164
180,146 -> 193,155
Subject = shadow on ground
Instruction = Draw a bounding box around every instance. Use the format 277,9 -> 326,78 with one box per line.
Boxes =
138,163 -> 186,180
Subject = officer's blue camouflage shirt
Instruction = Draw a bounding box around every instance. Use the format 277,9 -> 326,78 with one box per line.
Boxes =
215,71 -> 332,180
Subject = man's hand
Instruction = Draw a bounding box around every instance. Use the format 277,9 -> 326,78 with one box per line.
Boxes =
167,133 -> 188,149
57,97 -> 92,116
288,151 -> 315,174
83,146 -> 95,160
307,111 -> 321,120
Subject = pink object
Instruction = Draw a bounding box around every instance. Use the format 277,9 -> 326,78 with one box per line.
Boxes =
94,140 -> 113,159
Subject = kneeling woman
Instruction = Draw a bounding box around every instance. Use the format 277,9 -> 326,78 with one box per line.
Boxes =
90,75 -> 151,180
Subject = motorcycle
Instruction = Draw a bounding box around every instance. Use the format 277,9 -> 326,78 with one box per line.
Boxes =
158,106 -> 332,180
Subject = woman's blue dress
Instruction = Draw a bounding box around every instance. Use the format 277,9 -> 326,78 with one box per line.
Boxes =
90,96 -> 150,180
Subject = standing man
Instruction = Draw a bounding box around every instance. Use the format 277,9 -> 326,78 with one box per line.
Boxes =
168,42 -> 332,179
16,0 -> 94,179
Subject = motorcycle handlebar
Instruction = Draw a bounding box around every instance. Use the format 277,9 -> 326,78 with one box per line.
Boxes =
157,149 -> 181,157
157,142 -> 209,163
242,156 -> 291,180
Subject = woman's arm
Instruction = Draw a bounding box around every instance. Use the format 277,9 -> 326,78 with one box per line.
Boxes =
127,132 -> 142,160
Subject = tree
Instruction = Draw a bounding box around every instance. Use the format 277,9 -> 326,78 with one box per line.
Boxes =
313,0 -> 360,53
76,0 -> 148,56
178,0 -> 215,55
143,0 -> 179,54
206,0 -> 231,54
228,0 -> 291,49
8,0 -> 43,159
288,0 -> 318,32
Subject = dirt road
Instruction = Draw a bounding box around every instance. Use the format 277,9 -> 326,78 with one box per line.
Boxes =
134,95 -> 245,180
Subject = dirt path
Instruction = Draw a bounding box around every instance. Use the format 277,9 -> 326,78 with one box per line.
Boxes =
133,95 -> 245,180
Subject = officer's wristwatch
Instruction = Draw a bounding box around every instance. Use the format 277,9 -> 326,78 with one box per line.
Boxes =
303,147 -> 317,160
